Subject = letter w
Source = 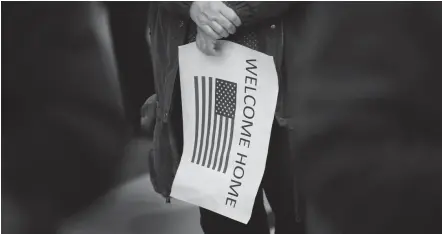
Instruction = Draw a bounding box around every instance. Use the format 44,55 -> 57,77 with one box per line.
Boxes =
246,59 -> 257,76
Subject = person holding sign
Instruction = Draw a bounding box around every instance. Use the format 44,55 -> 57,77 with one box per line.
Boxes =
146,2 -> 305,234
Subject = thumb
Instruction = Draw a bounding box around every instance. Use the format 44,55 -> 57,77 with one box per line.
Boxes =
205,38 -> 220,56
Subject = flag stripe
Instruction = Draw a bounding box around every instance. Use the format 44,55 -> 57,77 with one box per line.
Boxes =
196,77 -> 206,164
223,119 -> 235,173
207,114 -> 218,168
191,77 -> 237,172
218,117 -> 229,172
202,77 -> 213,166
191,76 -> 199,163
212,116 -> 223,170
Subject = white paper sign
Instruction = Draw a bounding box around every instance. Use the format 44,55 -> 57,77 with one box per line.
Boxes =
171,41 -> 279,224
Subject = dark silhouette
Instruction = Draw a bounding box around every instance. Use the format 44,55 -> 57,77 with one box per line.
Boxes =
2,2 -> 129,233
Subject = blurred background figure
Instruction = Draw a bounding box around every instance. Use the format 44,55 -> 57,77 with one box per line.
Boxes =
2,2 -> 128,233
286,2 -> 442,234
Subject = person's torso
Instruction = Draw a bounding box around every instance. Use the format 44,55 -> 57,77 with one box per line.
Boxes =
148,3 -> 285,125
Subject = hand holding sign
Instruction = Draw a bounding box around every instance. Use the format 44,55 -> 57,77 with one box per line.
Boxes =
190,1 -> 241,40
196,27 -> 220,56
172,41 -> 279,224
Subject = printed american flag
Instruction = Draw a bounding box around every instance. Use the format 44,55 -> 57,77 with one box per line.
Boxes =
191,76 -> 237,173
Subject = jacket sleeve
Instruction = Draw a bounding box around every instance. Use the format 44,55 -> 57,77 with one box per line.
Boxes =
226,2 -> 295,26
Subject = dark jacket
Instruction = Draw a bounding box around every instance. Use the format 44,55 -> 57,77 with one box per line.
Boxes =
145,2 -> 296,198
2,3 -> 128,233
286,2 -> 442,234
107,2 -> 154,133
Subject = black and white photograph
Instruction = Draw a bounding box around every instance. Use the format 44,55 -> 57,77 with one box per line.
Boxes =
2,1 -> 442,234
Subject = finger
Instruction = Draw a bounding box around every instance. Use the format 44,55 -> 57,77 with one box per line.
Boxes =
196,33 -> 215,56
214,40 -> 221,51
215,14 -> 236,34
209,21 -> 229,38
219,7 -> 242,27
202,38 -> 217,56
212,41 -> 221,56
201,25 -> 222,40
196,34 -> 204,52
206,42 -> 218,56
